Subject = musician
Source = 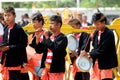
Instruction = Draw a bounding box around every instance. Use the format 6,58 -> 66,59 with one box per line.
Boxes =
81,12 -> 118,80
34,15 -> 68,80
68,19 -> 90,80
29,12 -> 50,79
0,6 -> 28,80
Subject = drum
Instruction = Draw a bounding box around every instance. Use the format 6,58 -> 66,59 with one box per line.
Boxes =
67,34 -> 78,51
25,45 -> 43,77
76,56 -> 92,72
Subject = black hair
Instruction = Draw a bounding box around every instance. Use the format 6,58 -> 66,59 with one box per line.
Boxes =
92,12 -> 107,24
3,6 -> 15,15
24,13 -> 29,18
68,19 -> 81,27
50,15 -> 62,27
32,12 -> 44,25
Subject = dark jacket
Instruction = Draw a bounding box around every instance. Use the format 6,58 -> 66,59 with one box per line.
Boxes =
29,34 -> 48,68
78,32 -> 90,55
1,23 -> 28,67
35,33 -> 68,73
90,27 -> 118,69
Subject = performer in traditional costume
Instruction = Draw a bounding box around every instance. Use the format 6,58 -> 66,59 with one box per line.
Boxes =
0,6 -> 28,80
34,15 -> 68,80
68,19 -> 90,80
81,12 -> 118,80
28,12 -> 51,80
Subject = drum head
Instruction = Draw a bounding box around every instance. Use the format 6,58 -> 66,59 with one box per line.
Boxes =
76,56 -> 92,72
67,34 -> 78,51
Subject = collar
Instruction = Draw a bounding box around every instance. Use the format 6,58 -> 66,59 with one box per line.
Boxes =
52,32 -> 61,37
8,24 -> 15,29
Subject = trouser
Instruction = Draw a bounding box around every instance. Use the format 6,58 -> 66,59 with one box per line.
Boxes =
9,70 -> 21,80
20,73 -> 29,80
75,72 -> 90,80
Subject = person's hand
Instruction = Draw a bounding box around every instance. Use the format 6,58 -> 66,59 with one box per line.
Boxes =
70,50 -> 78,57
80,50 -> 89,57
0,46 -> 10,52
43,28 -> 49,39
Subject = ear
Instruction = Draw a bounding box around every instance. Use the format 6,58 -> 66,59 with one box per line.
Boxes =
57,23 -> 61,28
103,21 -> 106,24
14,14 -> 16,18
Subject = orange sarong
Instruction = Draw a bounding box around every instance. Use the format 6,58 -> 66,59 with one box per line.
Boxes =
90,60 -> 112,80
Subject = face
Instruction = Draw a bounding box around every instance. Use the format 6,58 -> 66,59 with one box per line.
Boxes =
82,16 -> 87,22
23,16 -> 29,22
4,12 -> 16,25
94,21 -> 105,31
50,21 -> 60,33
32,20 -> 43,30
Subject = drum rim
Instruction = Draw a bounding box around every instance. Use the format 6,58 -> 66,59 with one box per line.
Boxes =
76,56 -> 93,72
67,34 -> 78,51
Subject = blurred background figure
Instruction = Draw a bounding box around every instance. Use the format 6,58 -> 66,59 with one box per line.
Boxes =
81,14 -> 91,29
75,12 -> 83,22
18,13 -> 30,27
0,12 -> 4,59
0,12 -> 6,26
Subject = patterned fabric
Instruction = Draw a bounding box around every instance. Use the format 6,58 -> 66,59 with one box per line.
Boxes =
1,65 -> 21,80
41,68 -> 64,80
45,35 -> 54,69
90,60 -> 112,80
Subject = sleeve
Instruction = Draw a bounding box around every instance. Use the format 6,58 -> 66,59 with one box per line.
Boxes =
43,34 -> 68,57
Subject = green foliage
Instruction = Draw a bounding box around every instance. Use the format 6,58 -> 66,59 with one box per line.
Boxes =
59,0 -> 76,8
2,0 -> 120,8
80,1 -> 95,8
100,0 -> 120,7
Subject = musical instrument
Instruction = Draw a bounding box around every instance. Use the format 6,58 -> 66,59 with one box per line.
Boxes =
67,34 -> 78,51
76,55 -> 92,72
67,33 -> 92,72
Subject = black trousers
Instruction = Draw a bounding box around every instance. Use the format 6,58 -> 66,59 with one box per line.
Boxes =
20,73 -> 29,80
9,70 -> 21,80
74,72 -> 90,80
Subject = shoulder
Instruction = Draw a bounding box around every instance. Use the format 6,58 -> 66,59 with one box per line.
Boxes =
15,23 -> 22,28
57,33 -> 67,40
105,27 -> 114,36
60,33 -> 67,38
81,32 -> 90,37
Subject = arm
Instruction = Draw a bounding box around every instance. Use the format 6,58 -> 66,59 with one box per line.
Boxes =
43,34 -> 68,57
